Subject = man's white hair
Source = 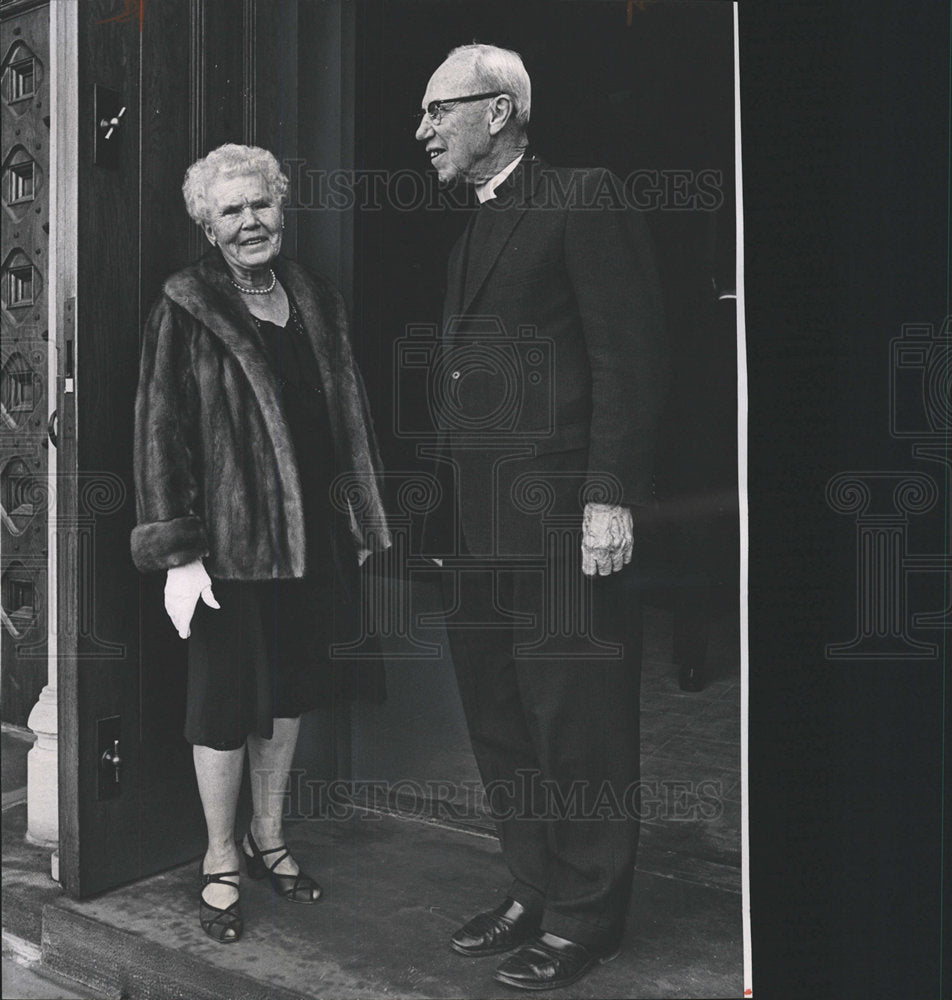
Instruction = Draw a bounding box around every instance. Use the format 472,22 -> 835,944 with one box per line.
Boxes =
446,43 -> 531,129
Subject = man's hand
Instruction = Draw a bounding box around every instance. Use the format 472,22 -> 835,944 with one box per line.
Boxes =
581,503 -> 633,576
164,559 -> 219,638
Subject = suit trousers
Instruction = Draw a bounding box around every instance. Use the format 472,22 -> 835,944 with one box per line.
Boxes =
443,556 -> 643,950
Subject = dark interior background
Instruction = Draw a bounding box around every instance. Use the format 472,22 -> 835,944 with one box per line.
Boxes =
348,3 -> 951,996
740,4 -> 949,998
331,0 -> 741,878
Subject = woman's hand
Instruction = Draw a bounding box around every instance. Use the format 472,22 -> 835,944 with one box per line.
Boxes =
164,559 -> 220,638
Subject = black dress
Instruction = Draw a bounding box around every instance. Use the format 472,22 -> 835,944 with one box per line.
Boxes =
184,299 -> 359,750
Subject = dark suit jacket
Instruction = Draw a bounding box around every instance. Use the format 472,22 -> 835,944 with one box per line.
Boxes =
427,154 -> 667,557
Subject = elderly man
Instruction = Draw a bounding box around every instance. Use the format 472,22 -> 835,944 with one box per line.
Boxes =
414,44 -> 667,990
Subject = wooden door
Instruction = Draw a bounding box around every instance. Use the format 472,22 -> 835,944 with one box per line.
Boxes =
57,0 -> 304,898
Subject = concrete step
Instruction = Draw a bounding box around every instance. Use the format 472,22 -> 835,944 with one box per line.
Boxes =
3,800 -> 743,1000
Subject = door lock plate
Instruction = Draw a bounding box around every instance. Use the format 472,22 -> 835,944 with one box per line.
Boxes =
94,85 -> 125,169
96,715 -> 122,799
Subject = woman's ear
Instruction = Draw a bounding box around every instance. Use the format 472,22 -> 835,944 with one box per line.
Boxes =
202,222 -> 217,246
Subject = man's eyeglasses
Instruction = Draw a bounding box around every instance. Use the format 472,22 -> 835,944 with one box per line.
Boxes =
412,91 -> 504,128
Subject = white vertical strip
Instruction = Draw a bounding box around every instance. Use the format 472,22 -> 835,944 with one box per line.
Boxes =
27,0 -> 77,853
47,0 -> 79,688
733,3 -> 753,996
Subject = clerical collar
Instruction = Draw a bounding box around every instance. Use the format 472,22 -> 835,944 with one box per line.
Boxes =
475,153 -> 525,203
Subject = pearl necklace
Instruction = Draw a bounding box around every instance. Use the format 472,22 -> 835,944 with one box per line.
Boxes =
231,269 -> 277,295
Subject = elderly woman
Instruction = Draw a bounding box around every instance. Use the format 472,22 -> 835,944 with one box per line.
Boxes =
131,143 -> 388,943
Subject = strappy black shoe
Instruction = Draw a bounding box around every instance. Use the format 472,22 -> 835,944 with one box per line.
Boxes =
199,867 -> 243,943
242,830 -> 322,903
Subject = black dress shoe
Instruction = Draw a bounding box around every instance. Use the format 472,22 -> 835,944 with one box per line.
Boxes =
450,898 -> 540,957
494,932 -> 619,991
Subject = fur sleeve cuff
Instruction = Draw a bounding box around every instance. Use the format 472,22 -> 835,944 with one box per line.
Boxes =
131,516 -> 209,573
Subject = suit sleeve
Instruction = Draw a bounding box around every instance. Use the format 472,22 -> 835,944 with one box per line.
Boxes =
563,169 -> 668,509
129,294 -> 209,573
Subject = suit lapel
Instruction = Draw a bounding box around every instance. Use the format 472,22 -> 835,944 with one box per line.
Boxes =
459,155 -> 542,314
445,218 -> 470,322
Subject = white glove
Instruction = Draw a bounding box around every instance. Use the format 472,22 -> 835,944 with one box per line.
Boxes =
581,503 -> 633,577
164,559 -> 220,638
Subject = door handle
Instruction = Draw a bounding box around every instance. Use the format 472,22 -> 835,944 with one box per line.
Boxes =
47,409 -> 57,448
97,716 -> 122,799
101,739 -> 122,785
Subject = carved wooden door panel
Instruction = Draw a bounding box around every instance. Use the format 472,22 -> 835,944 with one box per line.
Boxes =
1,0 -> 51,728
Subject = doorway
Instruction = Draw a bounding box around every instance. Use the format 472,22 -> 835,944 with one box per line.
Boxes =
51,0 -> 738,899
348,0 -> 738,832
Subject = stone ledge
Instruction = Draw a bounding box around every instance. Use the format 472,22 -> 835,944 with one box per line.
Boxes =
41,905 -> 315,1000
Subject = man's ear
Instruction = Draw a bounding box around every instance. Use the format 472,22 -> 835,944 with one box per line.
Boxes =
488,94 -> 514,136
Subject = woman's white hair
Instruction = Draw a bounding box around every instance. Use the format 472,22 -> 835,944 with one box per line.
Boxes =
182,143 -> 289,224
446,43 -> 531,129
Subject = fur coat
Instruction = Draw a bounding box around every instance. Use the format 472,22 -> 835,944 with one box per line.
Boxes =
131,250 -> 389,579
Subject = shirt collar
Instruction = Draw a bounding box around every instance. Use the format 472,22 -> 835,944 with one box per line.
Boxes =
475,153 -> 525,204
